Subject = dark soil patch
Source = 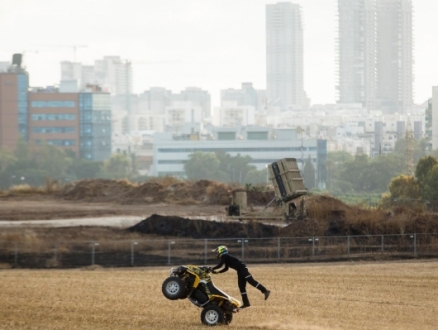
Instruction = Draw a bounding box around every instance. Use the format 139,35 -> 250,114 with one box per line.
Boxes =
128,214 -> 280,238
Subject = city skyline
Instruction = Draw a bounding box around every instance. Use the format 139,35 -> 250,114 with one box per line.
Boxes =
1,0 -> 437,109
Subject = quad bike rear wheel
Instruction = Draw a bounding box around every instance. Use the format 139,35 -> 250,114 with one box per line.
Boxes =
200,305 -> 224,326
162,277 -> 188,300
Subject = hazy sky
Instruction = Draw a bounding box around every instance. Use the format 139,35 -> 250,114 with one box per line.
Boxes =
1,0 -> 437,107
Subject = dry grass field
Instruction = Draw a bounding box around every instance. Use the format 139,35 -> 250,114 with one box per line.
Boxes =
1,261 -> 437,330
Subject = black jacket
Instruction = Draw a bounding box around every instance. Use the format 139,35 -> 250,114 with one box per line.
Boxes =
211,253 -> 246,273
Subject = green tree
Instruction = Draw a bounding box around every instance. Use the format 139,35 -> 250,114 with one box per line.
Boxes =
245,168 -> 268,185
101,153 -> 131,179
184,152 -> 223,181
394,137 -> 427,164
69,159 -> 102,180
227,153 -> 256,183
0,148 -> 17,172
303,156 -> 316,189
326,151 -> 354,190
364,154 -> 405,191
34,144 -> 71,180
415,155 -> 438,193
380,174 -> 420,209
423,164 -> 438,201
331,153 -> 405,194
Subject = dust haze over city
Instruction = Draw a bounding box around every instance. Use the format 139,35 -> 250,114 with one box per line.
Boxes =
1,0 -> 438,194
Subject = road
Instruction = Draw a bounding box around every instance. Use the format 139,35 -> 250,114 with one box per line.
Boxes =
0,215 -> 226,228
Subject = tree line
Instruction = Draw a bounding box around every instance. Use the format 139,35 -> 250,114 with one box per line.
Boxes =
3,136 -> 437,204
0,139 -> 139,189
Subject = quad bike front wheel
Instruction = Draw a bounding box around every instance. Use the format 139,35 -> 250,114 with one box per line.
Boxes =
200,305 -> 224,326
162,277 -> 188,300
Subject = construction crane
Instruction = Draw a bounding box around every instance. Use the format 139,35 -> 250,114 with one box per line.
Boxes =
36,45 -> 87,62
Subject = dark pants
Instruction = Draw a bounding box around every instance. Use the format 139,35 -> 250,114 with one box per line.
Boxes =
237,267 -> 267,306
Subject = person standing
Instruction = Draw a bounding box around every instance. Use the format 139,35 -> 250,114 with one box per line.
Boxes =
210,245 -> 270,308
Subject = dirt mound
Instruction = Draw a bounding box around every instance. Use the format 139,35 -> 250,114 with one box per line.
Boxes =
280,194 -> 438,237
58,179 -> 270,206
128,214 -> 280,238
59,179 -> 136,202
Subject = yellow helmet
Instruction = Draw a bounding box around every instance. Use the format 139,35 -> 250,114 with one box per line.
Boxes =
212,245 -> 228,259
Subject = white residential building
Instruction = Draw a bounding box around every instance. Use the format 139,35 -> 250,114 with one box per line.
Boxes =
266,2 -> 307,110
376,0 -> 413,114
213,102 -> 256,127
165,102 -> 203,131
60,56 -> 132,96
337,0 -> 413,114
151,128 -> 327,187
338,0 -> 376,110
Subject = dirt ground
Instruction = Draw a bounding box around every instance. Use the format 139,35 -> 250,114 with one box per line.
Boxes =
0,197 -> 225,221
0,261 -> 437,330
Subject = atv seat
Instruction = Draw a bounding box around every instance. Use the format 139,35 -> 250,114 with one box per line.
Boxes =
206,282 -> 229,298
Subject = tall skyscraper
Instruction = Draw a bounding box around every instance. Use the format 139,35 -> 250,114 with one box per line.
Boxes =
376,0 -> 413,114
266,2 -> 307,111
337,0 -> 376,110
337,0 -> 413,114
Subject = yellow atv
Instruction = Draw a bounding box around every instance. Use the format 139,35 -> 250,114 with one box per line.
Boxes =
162,265 -> 242,326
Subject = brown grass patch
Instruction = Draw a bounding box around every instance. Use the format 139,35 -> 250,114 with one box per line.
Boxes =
0,262 -> 437,329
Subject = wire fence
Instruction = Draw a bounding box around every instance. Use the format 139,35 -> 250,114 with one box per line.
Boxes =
1,233 -> 438,269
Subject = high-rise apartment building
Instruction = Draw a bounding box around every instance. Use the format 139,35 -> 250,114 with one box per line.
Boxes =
337,0 -> 376,110
61,56 -> 132,96
337,0 -> 413,114
0,62 -> 29,150
266,2 -> 306,111
179,87 -> 211,118
376,0 -> 413,114
221,83 -> 266,112
28,89 -> 112,161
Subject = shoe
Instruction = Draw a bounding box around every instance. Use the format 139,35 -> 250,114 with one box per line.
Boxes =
240,304 -> 251,309
264,290 -> 271,300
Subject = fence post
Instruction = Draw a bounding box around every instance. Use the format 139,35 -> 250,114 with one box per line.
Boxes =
347,236 -> 350,256
237,239 -> 247,260
277,237 -> 281,262
204,239 -> 207,265
54,242 -> 58,264
14,242 -> 18,266
92,243 -> 94,265
91,242 -> 99,265
414,234 -> 417,258
131,241 -> 138,267
242,239 -> 244,259
168,240 -> 175,265
381,235 -> 384,253
312,237 -> 315,257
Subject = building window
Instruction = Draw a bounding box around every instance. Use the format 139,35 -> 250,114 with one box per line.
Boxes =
32,127 -> 75,134
34,139 -> 76,146
31,101 -> 76,108
31,114 -> 76,121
